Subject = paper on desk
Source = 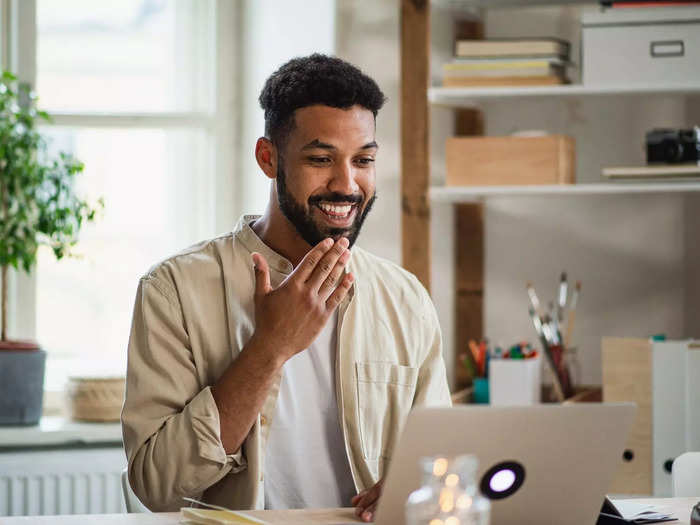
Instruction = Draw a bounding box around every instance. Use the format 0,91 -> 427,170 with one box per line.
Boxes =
611,500 -> 675,524
180,507 -> 269,525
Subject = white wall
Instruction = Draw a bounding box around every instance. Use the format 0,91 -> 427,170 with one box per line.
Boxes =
335,0 -> 700,389
236,0 -> 336,219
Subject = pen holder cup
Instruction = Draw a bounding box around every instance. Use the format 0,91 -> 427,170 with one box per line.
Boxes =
489,354 -> 542,406
472,377 -> 490,404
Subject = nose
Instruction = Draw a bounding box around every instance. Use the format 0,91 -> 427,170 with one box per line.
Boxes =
328,160 -> 360,196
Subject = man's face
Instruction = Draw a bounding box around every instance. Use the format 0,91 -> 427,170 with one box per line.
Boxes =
275,104 -> 377,248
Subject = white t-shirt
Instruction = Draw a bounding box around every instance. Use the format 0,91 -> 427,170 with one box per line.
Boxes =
263,311 -> 357,509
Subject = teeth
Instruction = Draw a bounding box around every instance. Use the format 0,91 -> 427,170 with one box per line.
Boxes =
319,203 -> 353,216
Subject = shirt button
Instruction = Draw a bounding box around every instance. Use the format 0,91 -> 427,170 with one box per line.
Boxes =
260,415 -> 267,426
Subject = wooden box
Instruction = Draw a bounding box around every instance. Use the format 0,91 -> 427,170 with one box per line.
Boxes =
446,135 -> 576,186
602,337 -> 700,496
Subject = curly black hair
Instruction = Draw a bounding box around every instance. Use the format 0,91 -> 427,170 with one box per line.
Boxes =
258,53 -> 387,147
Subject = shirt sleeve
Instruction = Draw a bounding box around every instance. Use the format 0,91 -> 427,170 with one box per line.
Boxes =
121,274 -> 246,512
412,278 -> 453,408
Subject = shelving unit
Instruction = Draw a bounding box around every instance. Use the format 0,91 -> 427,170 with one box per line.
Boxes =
399,0 -> 700,391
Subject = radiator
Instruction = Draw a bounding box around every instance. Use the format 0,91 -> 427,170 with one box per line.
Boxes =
0,448 -> 126,516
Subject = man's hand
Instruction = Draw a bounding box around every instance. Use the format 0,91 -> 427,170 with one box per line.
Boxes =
352,478 -> 384,523
250,236 -> 353,362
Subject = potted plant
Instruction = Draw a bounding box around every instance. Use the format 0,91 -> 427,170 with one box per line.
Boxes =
0,71 -> 101,425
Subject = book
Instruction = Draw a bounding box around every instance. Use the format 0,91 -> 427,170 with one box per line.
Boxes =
602,163 -> 700,179
455,38 -> 570,58
599,497 -> 675,524
443,58 -> 567,78
442,75 -> 567,87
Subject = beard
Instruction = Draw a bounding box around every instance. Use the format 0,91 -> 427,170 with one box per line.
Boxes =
276,162 -> 376,249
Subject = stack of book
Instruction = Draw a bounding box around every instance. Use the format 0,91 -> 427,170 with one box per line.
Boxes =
443,38 -> 571,88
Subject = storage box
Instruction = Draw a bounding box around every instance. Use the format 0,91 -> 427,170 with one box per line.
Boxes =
602,338 -> 700,496
66,376 -> 125,422
446,135 -> 575,186
582,7 -> 700,85
489,354 -> 541,406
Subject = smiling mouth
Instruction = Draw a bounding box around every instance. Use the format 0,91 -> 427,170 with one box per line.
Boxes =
315,202 -> 358,220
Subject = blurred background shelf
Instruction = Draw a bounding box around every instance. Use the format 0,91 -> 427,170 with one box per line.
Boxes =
429,83 -> 700,106
432,0 -> 601,8
430,182 -> 700,203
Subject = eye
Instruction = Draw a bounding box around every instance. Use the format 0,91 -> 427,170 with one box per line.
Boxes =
355,157 -> 375,166
308,156 -> 331,165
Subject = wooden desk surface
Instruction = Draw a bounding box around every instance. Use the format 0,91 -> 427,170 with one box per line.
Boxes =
0,499 -> 696,524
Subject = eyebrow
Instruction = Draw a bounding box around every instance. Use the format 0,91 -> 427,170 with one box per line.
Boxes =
300,139 -> 378,151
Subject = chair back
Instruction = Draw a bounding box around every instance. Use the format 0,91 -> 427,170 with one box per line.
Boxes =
121,468 -> 150,513
672,452 -> 700,497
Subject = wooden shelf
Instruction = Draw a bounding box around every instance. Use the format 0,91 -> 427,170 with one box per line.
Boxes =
433,0 -> 599,8
430,182 -> 700,202
429,82 -> 700,107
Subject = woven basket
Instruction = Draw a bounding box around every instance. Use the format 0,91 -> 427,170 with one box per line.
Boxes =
66,377 -> 125,422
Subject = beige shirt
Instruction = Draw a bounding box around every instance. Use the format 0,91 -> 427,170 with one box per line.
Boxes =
121,215 -> 451,512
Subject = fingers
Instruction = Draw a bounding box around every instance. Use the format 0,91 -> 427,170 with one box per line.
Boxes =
291,238 -> 334,283
306,237 -> 349,292
361,502 -> 377,522
326,273 -> 353,310
252,253 -> 271,297
317,249 -> 351,300
351,490 -> 366,506
354,480 -> 382,520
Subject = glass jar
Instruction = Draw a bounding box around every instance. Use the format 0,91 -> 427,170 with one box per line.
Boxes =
406,455 -> 490,525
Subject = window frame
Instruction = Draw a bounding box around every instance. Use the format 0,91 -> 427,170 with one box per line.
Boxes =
1,0 -> 240,406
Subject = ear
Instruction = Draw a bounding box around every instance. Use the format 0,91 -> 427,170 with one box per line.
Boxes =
255,137 -> 278,180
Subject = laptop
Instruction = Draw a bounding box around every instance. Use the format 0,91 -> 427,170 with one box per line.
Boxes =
374,403 -> 636,525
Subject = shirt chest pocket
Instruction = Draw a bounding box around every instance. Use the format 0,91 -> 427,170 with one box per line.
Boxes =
355,361 -> 418,461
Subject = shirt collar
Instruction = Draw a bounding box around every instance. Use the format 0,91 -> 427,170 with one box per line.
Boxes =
233,214 -> 356,301
234,215 -> 294,275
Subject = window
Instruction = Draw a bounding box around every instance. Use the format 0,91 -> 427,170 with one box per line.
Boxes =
33,0 -> 225,392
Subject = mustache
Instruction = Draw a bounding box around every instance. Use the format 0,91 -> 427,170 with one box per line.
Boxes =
308,193 -> 363,205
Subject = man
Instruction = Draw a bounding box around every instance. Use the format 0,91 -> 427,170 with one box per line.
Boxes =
122,54 -> 450,522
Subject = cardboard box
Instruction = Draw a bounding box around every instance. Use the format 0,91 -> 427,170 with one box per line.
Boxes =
582,7 -> 700,85
446,135 -> 575,186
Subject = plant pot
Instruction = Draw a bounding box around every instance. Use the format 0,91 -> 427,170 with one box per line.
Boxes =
0,341 -> 46,426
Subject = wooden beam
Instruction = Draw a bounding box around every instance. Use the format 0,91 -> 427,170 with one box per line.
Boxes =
452,18 -> 485,390
400,0 -> 431,291
455,203 -> 484,388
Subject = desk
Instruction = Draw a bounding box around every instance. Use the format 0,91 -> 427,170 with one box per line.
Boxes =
0,499 -> 696,524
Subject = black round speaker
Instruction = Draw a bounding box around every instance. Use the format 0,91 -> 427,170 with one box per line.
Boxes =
479,460 -> 526,500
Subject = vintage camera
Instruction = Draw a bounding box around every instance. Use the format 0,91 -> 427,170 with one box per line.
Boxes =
646,127 -> 699,164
